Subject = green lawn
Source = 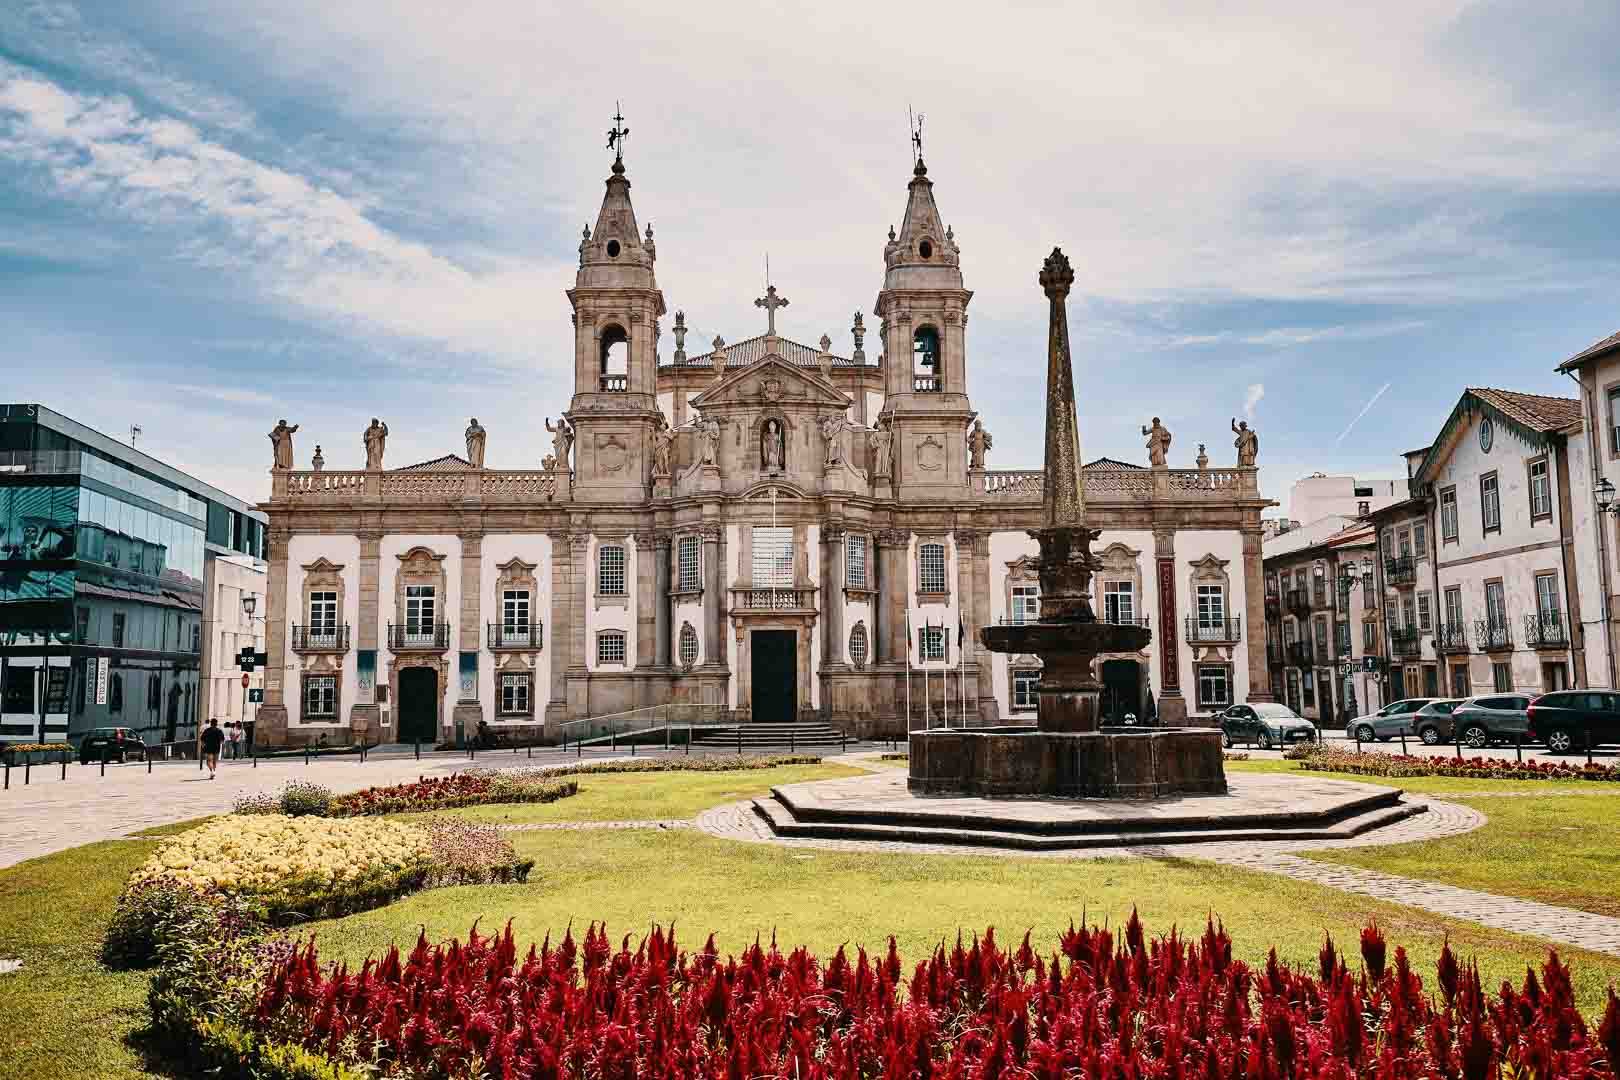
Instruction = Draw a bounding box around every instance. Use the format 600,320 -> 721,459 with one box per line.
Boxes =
7,763 -> 1620,1080
412,762 -> 867,825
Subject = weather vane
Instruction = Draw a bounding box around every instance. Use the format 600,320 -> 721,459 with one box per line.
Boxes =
606,102 -> 629,162
909,106 -> 924,166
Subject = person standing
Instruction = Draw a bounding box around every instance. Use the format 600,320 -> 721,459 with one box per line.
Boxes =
201,718 -> 226,779
228,722 -> 242,760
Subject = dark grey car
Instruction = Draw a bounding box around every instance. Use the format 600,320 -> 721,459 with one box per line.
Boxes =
1449,694 -> 1533,749
1411,700 -> 1463,745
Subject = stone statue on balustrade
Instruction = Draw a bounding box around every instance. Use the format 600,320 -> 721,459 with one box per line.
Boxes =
1232,418 -> 1259,467
268,419 -> 299,470
652,422 -> 675,477
820,415 -> 845,467
311,445 -> 325,472
698,417 -> 722,467
363,418 -> 388,470
1195,443 -> 1209,471
1141,416 -> 1171,468
545,417 -> 574,473
464,418 -> 486,468
868,420 -> 894,480
761,418 -> 785,472
967,418 -> 993,470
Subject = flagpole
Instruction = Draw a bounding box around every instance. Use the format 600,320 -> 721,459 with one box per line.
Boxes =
943,618 -> 950,730
904,608 -> 912,734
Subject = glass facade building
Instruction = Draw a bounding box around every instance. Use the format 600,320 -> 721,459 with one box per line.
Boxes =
0,404 -> 264,745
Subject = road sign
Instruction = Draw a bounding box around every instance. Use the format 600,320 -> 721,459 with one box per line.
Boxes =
248,688 -> 264,704
95,657 -> 109,705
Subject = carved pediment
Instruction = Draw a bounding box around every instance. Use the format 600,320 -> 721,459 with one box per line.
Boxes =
1006,555 -> 1040,582
688,356 -> 850,411
742,480 -> 809,501
1187,552 -> 1230,579
396,546 -> 447,572
301,556 -> 346,574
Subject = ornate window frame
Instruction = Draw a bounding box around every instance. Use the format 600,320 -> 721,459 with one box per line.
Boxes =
848,620 -> 869,668
1196,663 -> 1232,710
915,537 -> 950,603
677,621 -> 700,669
595,628 -> 628,667
674,534 -> 702,597
1096,543 -> 1142,625
1005,555 -> 1040,625
394,546 -> 447,649
299,558 -> 347,651
1187,553 -> 1232,626
497,669 -> 534,718
302,672 -> 340,720
492,557 -> 541,651
1010,666 -> 1041,714
595,538 -> 629,609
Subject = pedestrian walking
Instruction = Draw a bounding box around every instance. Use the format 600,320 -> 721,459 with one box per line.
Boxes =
228,722 -> 243,760
201,718 -> 226,779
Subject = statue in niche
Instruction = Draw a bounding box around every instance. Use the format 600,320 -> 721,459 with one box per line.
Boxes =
545,417 -> 574,473
762,418 -> 785,472
967,418 -> 993,470
652,423 -> 675,477
868,420 -> 895,480
363,417 -> 388,470
1232,418 -> 1259,467
464,417 -> 486,468
1141,416 -> 1171,468
268,419 -> 298,470
698,417 -> 721,466
820,415 -> 845,466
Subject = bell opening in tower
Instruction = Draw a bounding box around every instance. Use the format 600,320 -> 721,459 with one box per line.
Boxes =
913,326 -> 940,392
599,324 -> 628,392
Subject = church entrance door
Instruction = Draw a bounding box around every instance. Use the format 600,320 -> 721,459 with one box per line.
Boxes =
398,667 -> 438,743
1100,659 -> 1141,724
751,631 -> 797,723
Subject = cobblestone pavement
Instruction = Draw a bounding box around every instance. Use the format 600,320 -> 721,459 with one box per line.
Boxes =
0,749 -> 674,869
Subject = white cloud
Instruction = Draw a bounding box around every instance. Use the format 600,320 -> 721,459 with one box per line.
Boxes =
1244,383 -> 1265,419
172,383 -> 273,405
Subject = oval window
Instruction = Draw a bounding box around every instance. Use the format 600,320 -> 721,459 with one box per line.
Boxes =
605,239 -> 621,258
918,239 -> 933,259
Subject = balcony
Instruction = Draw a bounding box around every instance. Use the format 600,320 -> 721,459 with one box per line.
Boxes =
1384,556 -> 1417,586
290,624 -> 349,653
1390,627 -> 1421,658
1184,616 -> 1241,644
1315,640 -> 1331,666
913,374 -> 941,393
388,622 -> 450,650
1267,643 -> 1283,667
488,622 -> 543,650
1286,642 -> 1310,667
1286,589 -> 1311,616
1475,619 -> 1512,652
1524,612 -> 1568,649
1103,614 -> 1151,629
730,587 -> 817,612
1437,621 -> 1469,654
599,374 -> 628,392
1264,594 -> 1280,621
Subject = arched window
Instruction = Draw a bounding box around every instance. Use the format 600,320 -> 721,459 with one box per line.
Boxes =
678,622 -> 699,669
848,622 -> 869,668
913,326 -> 941,391
599,324 -> 628,391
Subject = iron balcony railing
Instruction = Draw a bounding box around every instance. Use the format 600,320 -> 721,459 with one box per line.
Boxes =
487,622 -> 544,650
1267,643 -> 1283,666
1184,616 -> 1241,643
1264,594 -> 1280,621
1312,583 -> 1328,607
290,624 -> 349,652
1437,621 -> 1469,653
1104,614 -> 1151,629
1286,589 -> 1311,615
1390,627 -> 1422,657
1524,612 -> 1568,648
388,621 -> 450,650
1384,555 -> 1417,586
1286,642 -> 1310,667
1475,619 -> 1512,651
1314,638 -> 1330,666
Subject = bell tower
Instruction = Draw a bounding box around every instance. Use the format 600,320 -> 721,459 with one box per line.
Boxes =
874,134 -> 975,501
564,107 -> 667,503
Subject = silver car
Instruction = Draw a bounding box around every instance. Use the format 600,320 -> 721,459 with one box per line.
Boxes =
1450,694 -> 1533,749
1346,698 -> 1440,743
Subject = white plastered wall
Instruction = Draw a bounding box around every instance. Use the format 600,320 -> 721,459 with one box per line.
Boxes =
478,534 -> 552,724
379,534 -> 461,728
284,534 -> 361,726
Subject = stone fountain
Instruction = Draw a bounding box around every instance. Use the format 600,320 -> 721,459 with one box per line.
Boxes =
908,249 -> 1227,798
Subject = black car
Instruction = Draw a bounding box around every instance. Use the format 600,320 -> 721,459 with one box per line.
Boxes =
1449,695 -> 1533,749
1220,703 -> 1317,749
1527,691 -> 1620,753
78,727 -> 147,764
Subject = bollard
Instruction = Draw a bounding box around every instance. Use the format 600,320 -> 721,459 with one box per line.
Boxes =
1454,723 -> 1463,761
415,738 -> 421,761
1588,723 -> 1595,766
1353,730 -> 1362,754
791,727 -> 796,754
147,754 -> 152,774
842,732 -> 848,754
737,726 -> 742,755
685,724 -> 691,757
61,752 -> 67,781
527,744 -> 532,759
1399,730 -> 1408,755
24,760 -> 30,785
100,752 -> 106,778
3,762 -> 8,789
306,745 -> 311,766
1515,729 -> 1522,763
252,748 -> 257,768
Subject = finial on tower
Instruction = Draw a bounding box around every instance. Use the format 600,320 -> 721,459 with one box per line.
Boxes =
909,107 -> 926,175
606,102 -> 629,172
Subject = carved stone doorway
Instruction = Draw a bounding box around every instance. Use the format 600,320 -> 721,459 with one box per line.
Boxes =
397,667 -> 438,743
751,630 -> 797,723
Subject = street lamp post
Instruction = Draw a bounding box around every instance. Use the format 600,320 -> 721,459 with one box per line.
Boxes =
241,594 -> 260,756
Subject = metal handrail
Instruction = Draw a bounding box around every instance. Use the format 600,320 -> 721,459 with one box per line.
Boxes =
557,701 -> 729,749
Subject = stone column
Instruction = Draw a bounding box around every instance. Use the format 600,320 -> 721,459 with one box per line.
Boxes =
972,531 -> 996,722
451,533 -> 483,737
633,532 -> 657,669
357,532 -> 382,650
1154,528 -> 1188,725
953,529 -> 982,719
565,531 -> 591,719
1241,528 -> 1275,702
700,523 -> 723,667
653,533 -> 672,668
821,523 -> 846,668
257,529 -> 292,743
876,529 -> 910,665
544,531 -> 571,727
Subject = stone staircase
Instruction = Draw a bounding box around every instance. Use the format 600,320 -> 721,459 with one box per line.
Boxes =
690,721 -> 851,753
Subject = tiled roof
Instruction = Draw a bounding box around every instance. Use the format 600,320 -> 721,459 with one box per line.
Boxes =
665,333 -> 866,370
1556,329 -> 1620,372
1083,457 -> 1145,471
1466,388 -> 1581,433
394,454 -> 474,473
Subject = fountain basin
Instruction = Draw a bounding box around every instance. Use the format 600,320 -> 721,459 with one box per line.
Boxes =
980,621 -> 1151,657
909,726 -> 1226,799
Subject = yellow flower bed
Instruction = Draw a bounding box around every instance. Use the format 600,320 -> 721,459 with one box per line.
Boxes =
133,814 -> 432,893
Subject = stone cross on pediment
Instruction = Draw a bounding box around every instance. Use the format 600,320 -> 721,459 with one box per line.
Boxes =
754,285 -> 789,336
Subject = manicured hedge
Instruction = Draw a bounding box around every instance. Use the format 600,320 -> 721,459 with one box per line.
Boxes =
546,752 -> 822,776
1289,744 -> 1620,782
325,773 -> 578,817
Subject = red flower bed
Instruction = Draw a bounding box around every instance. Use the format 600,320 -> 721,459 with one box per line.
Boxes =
248,914 -> 1620,1078
326,773 -> 577,817
1294,746 -> 1620,782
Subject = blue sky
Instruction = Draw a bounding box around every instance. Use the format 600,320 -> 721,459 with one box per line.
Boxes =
3,1 -> 1617,513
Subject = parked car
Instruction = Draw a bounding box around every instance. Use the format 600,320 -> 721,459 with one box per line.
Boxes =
77,727 -> 147,764
1220,702 -> 1317,749
1411,700 -> 1463,745
1345,698 -> 1442,743
1449,695 -> 1534,749
1526,691 -> 1620,753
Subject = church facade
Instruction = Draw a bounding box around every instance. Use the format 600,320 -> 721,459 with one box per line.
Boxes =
253,147 -> 1274,747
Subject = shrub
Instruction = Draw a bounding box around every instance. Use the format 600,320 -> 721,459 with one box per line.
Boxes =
102,877 -> 256,970
232,790 -> 281,815
3,741 -> 71,755
132,814 -> 433,894
277,780 -> 334,816
880,752 -> 909,761
546,753 -> 822,777
1222,751 -> 1250,761
1290,744 -> 1620,781
234,915 -> 1620,1079
421,820 -> 535,886
326,773 -> 577,817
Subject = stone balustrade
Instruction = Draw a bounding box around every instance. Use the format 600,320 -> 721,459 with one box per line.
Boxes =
273,468 -> 566,504
975,467 -> 1258,501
